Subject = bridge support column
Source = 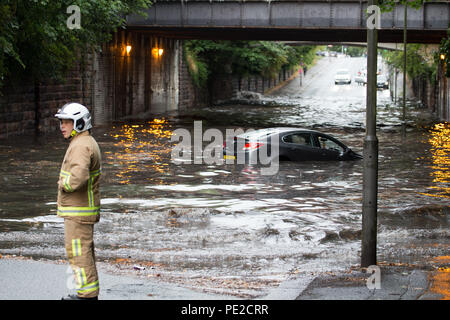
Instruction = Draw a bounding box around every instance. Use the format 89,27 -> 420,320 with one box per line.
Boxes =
89,32 -> 182,121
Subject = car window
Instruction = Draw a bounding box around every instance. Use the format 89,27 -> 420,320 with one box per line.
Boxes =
282,133 -> 313,146
317,136 -> 345,153
337,69 -> 349,75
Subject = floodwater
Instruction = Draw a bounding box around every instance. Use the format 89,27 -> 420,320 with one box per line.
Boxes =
0,57 -> 448,298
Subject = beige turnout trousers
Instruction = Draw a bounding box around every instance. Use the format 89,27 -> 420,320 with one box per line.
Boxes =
64,219 -> 99,298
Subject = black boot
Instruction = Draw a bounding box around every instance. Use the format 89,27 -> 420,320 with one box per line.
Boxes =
61,294 -> 98,300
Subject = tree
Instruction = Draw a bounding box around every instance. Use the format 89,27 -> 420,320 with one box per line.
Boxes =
378,0 -> 428,12
0,3 -> 23,87
382,44 -> 436,80
184,40 -> 317,88
0,0 -> 152,91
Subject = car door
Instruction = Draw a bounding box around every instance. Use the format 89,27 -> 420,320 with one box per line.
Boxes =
281,132 -> 324,161
313,133 -> 346,160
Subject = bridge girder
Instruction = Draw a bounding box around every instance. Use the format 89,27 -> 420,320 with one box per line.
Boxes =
126,1 -> 449,44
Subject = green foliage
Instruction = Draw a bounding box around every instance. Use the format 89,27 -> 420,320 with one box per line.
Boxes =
0,3 -> 23,86
288,45 -> 317,68
378,0 -> 429,12
346,46 -> 366,57
183,42 -> 209,88
382,44 -> 436,81
183,40 -> 317,87
0,0 -> 152,90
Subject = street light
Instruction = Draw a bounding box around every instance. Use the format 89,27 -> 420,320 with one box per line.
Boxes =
440,53 -> 446,61
126,45 -> 132,55
152,47 -> 164,58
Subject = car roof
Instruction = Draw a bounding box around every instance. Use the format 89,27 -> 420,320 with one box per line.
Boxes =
236,127 -> 317,139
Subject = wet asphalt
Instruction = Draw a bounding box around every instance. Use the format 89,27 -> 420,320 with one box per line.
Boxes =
0,258 -> 228,300
0,257 -> 444,300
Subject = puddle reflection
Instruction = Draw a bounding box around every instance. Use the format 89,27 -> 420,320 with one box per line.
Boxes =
107,118 -> 173,184
421,123 -> 450,199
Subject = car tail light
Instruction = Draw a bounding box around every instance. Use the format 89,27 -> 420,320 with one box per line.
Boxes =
243,142 -> 264,150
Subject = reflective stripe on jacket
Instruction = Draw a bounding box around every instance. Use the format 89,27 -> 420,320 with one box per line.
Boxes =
57,131 -> 102,224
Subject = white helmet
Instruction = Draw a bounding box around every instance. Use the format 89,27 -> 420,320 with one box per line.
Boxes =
55,103 -> 92,133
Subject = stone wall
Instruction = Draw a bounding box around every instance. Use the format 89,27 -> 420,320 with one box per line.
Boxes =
92,32 -> 181,121
210,67 -> 297,104
388,66 -> 446,121
0,32 -> 185,139
178,45 -> 208,110
0,63 -> 90,139
435,63 -> 450,121
0,34 -> 298,140
437,77 -> 450,122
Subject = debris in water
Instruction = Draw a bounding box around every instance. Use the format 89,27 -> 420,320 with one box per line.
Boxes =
133,265 -> 146,271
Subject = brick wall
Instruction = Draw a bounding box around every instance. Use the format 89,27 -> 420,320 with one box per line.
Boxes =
0,61 -> 90,139
178,44 -> 208,110
0,33 -> 187,139
0,84 -> 35,138
437,76 -> 450,121
210,67 -> 296,104
93,32 -> 181,118
0,36 -> 296,139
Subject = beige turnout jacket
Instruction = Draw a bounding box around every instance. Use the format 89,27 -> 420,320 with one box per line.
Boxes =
57,131 -> 101,224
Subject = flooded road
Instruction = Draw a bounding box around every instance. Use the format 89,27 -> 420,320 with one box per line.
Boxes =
0,56 -> 448,298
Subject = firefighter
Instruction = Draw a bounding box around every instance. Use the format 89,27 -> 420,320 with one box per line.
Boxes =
55,103 -> 101,300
